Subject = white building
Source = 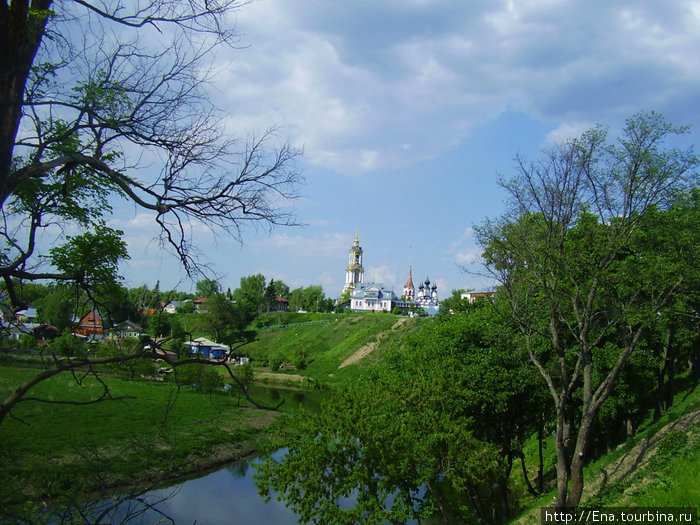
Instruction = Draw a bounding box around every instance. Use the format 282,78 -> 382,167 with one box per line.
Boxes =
341,237 -> 440,316
350,283 -> 397,312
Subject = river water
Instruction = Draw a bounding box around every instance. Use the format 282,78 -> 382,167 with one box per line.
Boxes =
114,451 -> 299,524
109,385 -> 323,524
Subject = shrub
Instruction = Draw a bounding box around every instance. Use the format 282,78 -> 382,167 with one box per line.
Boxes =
269,354 -> 284,371
293,348 -> 308,370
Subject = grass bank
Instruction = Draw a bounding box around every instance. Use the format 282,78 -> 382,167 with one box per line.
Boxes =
0,364 -> 285,508
243,312 -> 427,385
0,312 -> 424,511
511,379 -> 700,523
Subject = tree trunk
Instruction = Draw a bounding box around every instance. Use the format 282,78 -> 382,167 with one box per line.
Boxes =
520,451 -> 539,497
654,329 -> 673,420
537,417 -> 545,493
554,409 -> 571,509
566,411 -> 594,508
625,409 -> 635,437
0,0 -> 52,201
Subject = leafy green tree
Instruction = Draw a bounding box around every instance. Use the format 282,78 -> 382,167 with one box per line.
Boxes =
232,274 -> 266,321
257,303 -> 544,523
288,287 -> 304,312
13,281 -> 50,306
300,285 -> 324,312
202,293 -> 245,342
337,288 -> 351,306
264,279 -> 278,313
127,284 -> 161,312
168,317 -> 186,340
35,284 -> 75,332
196,279 -> 220,298
175,363 -> 222,398
435,288 -> 471,317
96,285 -> 138,326
0,1 -> 295,487
50,330 -> 84,358
148,313 -> 171,338
272,279 -> 291,301
177,301 -> 195,314
476,111 -> 698,508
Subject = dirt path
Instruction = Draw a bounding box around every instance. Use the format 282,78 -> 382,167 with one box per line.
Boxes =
338,317 -> 410,369
255,372 -> 311,383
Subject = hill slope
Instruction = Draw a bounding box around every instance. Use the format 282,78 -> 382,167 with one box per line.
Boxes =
244,313 -> 428,385
512,392 -> 700,523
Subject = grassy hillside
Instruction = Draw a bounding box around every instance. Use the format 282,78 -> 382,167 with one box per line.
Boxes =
243,312 -> 428,385
511,380 -> 700,523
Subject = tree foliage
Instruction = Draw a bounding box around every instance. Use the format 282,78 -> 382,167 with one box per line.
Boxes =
1,0 -> 302,314
476,111 -> 698,508
256,302 -> 544,523
0,3 -> 297,510
195,279 -> 221,298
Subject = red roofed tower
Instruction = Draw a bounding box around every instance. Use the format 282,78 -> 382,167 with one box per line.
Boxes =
402,266 -> 415,301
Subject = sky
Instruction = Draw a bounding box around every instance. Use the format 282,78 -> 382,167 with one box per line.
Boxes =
112,0 -> 700,298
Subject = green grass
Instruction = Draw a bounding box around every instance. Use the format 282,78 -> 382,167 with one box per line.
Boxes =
509,378 -> 700,523
0,312 -> 427,507
244,312 -> 427,383
0,365 -> 278,505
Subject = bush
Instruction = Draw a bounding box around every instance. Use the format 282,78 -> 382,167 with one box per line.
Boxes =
51,330 -> 85,357
293,348 -> 308,370
176,363 -> 222,393
103,338 -> 154,380
269,354 -> 284,371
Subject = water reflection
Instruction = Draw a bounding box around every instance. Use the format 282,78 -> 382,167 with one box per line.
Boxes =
112,385 -> 324,524
246,384 -> 325,413
137,454 -> 298,525
226,459 -> 250,480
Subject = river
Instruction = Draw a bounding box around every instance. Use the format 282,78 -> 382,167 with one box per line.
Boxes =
107,385 -> 324,524
110,450 -> 299,524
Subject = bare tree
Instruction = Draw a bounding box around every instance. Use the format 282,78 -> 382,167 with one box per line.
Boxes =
1,0 -> 302,311
476,112 -> 697,508
1,3 -> 297,517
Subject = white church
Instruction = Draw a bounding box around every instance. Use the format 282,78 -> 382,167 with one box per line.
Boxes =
342,234 -> 440,315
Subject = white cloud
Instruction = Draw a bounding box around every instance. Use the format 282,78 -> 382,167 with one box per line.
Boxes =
545,122 -> 594,145
251,232 -> 348,259
210,1 -> 700,175
365,264 -> 397,287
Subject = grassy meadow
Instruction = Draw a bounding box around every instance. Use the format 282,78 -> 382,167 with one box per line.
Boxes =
0,363 -> 282,505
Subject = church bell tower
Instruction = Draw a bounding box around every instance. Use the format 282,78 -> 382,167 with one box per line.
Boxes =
342,232 -> 364,295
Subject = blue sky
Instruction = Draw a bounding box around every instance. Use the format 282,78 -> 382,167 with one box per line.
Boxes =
112,0 -> 700,298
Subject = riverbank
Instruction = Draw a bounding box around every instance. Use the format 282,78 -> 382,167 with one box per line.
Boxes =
0,364 -> 293,510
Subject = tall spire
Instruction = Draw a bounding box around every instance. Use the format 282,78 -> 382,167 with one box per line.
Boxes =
403,265 -> 415,300
404,265 -> 414,288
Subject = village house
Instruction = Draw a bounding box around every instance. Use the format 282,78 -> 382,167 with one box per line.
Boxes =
461,291 -> 496,303
73,310 -> 104,339
184,337 -> 230,360
193,297 -> 208,312
163,301 -> 181,314
106,320 -> 144,341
